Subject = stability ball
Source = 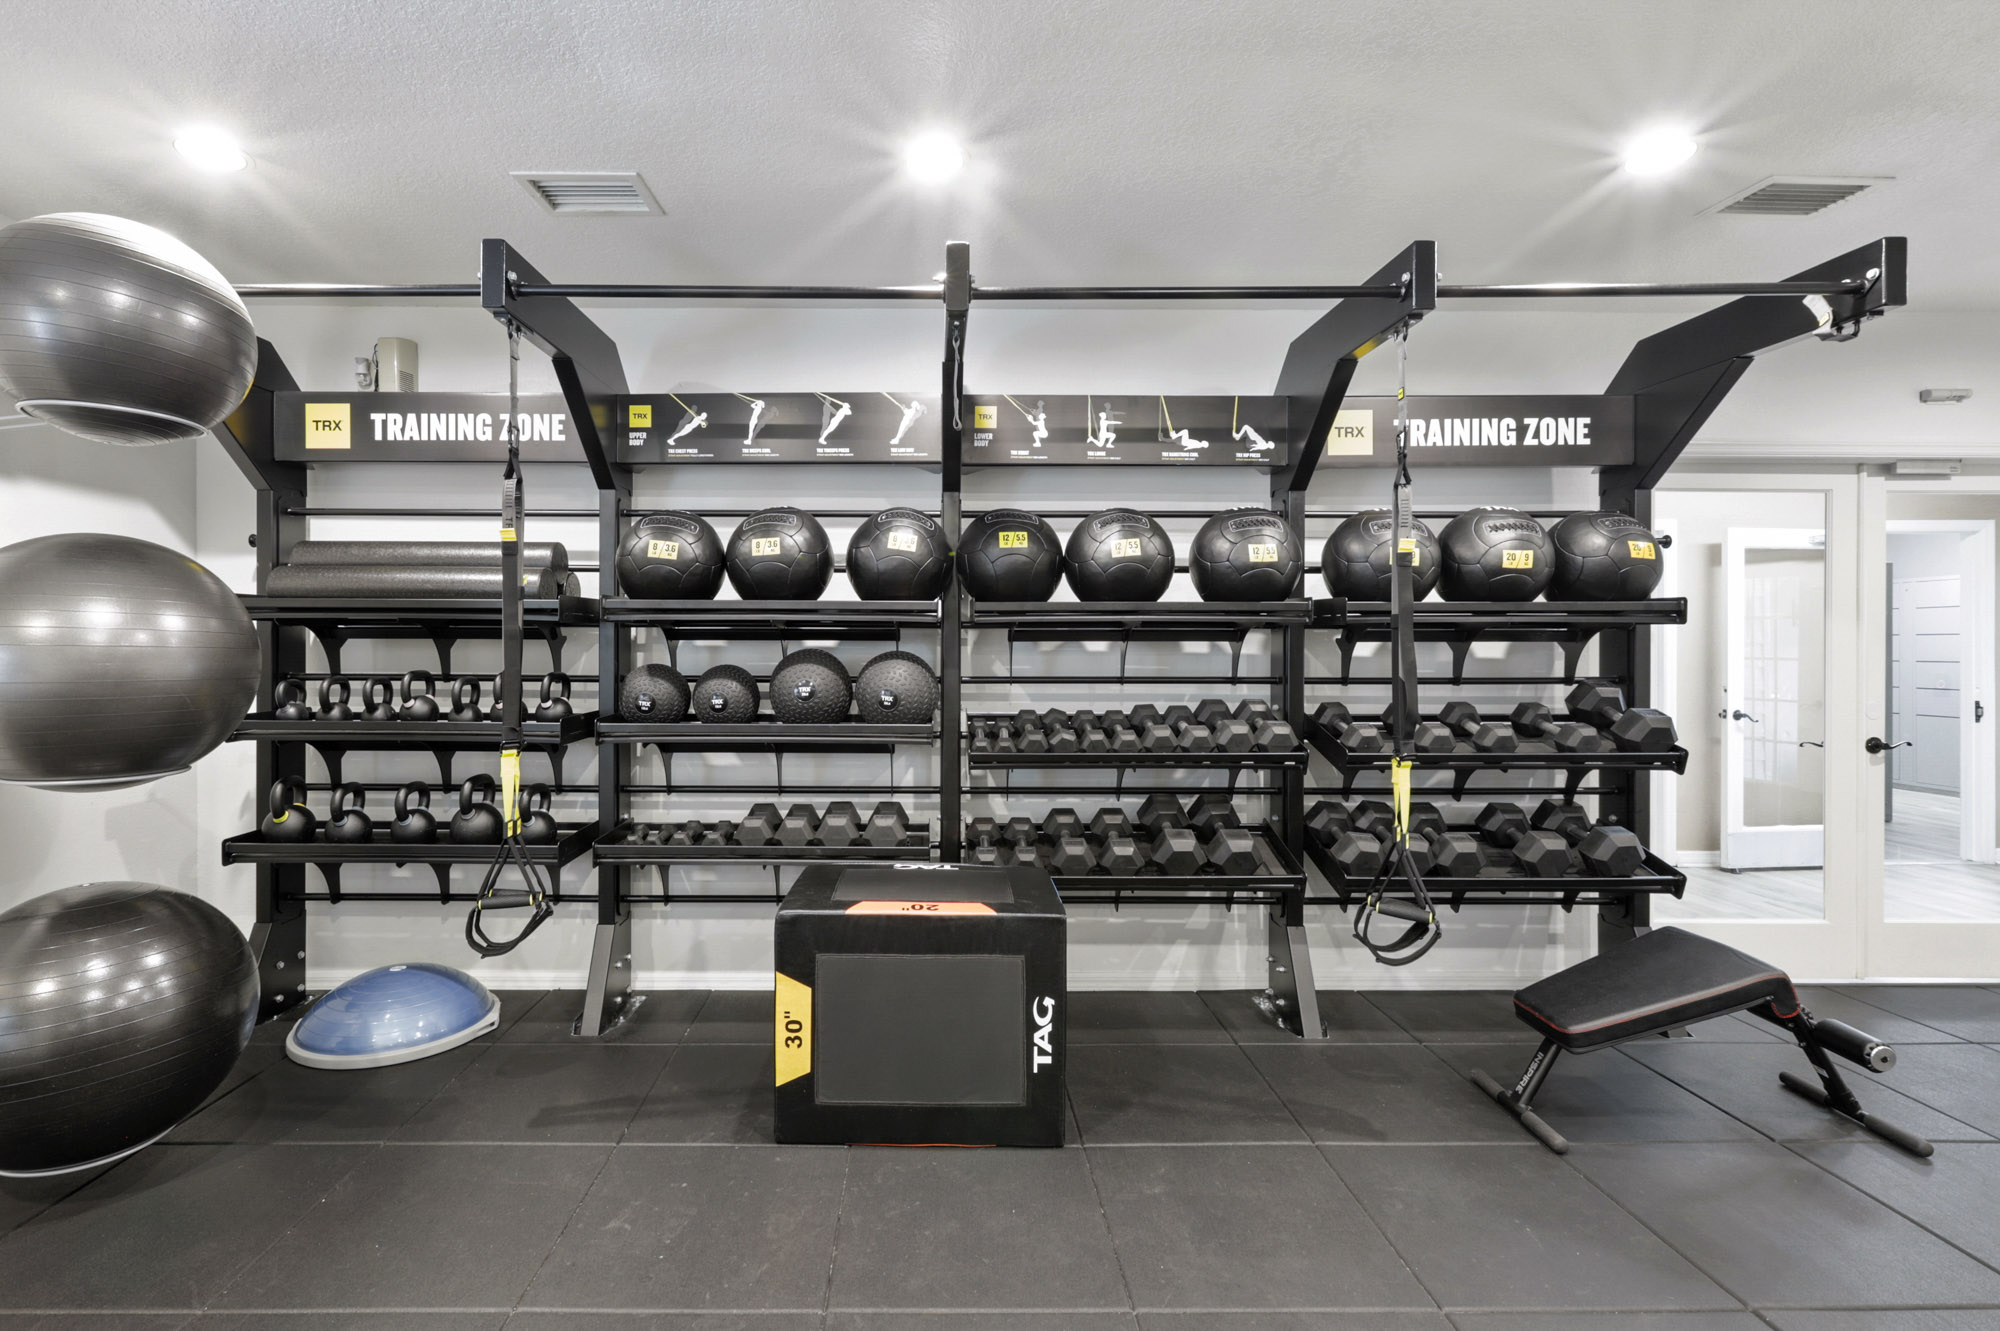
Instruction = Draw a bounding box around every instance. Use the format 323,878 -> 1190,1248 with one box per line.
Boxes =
0,534 -> 259,788
0,213 -> 257,446
0,883 -> 258,1176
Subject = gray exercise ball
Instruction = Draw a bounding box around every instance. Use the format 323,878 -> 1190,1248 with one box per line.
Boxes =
0,534 -> 259,788
0,213 -> 256,446
0,882 -> 258,1176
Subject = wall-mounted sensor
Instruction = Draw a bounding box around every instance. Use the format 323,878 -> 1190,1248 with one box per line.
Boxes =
356,338 -> 420,392
1919,388 -> 1972,404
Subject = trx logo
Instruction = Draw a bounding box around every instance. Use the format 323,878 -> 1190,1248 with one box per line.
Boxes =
974,405 -> 997,429
1031,996 -> 1056,1071
629,404 -> 653,428
304,402 -> 351,449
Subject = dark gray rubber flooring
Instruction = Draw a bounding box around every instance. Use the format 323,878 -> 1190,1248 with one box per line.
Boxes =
4,983 -> 2000,1328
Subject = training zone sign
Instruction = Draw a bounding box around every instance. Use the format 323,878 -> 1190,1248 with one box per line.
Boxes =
1318,396 -> 1634,468
275,393 -> 582,462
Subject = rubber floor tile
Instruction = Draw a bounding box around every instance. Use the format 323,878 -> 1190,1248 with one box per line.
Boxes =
1324,1144 -> 1735,1311
1068,1044 -> 1307,1144
1087,1144 -> 1430,1310
520,1144 -> 844,1311
1567,1141 -> 2000,1307
621,1042 -> 773,1144
169,1045 -> 484,1144
1761,1312 -> 2000,1330
209,1144 -> 610,1310
392,1042 -> 673,1142
1446,1315 -> 1770,1330
1067,990 -> 1232,1044
1200,990 -> 1415,1044
826,1148 -> 1127,1311
500,990 -> 709,1044
831,1315 -> 1137,1330
1426,1044 -> 1762,1143
1246,1043 -> 1524,1143
1358,991 -> 1540,1044
504,1316 -> 821,1331
1141,1315 -> 1450,1331
195,1316 -> 507,1329
681,991 -> 774,1044
1792,986 -> 1971,1043
1831,986 -> 2000,1042
0,1143 -> 366,1310
1794,1140 -> 2000,1268
1866,1042 -> 2000,1135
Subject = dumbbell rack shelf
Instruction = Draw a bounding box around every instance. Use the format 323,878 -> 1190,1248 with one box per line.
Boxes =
241,595 -> 599,674
1312,597 -> 1689,685
1302,838 -> 1686,913
221,823 -> 600,904
1048,826 -> 1308,909
230,713 -> 599,787
1302,722 -> 1689,799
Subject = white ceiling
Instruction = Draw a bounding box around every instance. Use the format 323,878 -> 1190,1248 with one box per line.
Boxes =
1,0 -> 1994,306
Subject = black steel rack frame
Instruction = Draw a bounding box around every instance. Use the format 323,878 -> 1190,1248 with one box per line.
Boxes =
213,232 -> 1905,1037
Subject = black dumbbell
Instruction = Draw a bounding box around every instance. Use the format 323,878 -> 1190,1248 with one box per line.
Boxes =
1437,700 -> 1519,753
1090,807 -> 1134,842
819,802 -> 863,847
1040,707 -> 1072,733
1328,829 -> 1387,879
1100,708 -> 1130,732
1127,703 -> 1164,730
1310,701 -> 1384,753
969,722 -> 994,753
733,802 -> 782,846
863,801 -> 911,847
1367,705 -> 1455,753
1251,718 -> 1300,752
1048,725 -> 1080,753
967,815 -> 1002,846
703,820 -> 735,847
1049,834 -> 1098,876
1108,724 -> 1141,753
968,841 -> 1008,867
1018,725 -> 1051,754
1195,699 -> 1232,728
1178,721 -> 1216,752
1138,794 -> 1187,835
1510,701 -> 1614,753
1211,717 -> 1255,752
1305,800 -> 1351,847
1233,698 -> 1274,724
1472,802 -> 1570,877
1080,725 -> 1110,753
1187,793 -> 1241,838
1003,816 -> 1038,848
1531,799 -> 1646,876
1098,836 -> 1145,874
1566,681 -> 1678,752
1042,807 -> 1084,842
1071,708 -> 1101,733
1140,722 -> 1177,752
1350,799 -> 1394,841
1205,826 -> 1260,874
1150,826 -> 1204,875
1162,703 -> 1196,731
776,803 -> 820,846
1416,826 -> 1485,877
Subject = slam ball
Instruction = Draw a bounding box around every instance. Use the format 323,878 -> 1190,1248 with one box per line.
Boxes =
1438,507 -> 1553,602
1189,509 -> 1301,602
1321,509 -> 1442,601
617,664 -> 690,722
1549,511 -> 1665,600
0,882 -> 257,1176
0,213 -> 257,446
959,509 -> 1064,602
854,650 -> 938,723
1065,509 -> 1176,602
846,507 -> 950,601
725,508 -> 833,600
771,648 -> 853,724
616,512 -> 725,599
0,533 -> 259,788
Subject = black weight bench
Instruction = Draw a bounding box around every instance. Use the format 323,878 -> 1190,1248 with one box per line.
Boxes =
1470,926 -> 1933,1157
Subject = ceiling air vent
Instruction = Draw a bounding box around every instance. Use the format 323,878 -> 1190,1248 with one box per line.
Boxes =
511,171 -> 663,215
1705,176 -> 1887,217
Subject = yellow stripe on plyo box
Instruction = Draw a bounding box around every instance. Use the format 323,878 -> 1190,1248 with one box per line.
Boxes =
775,972 -> 812,1086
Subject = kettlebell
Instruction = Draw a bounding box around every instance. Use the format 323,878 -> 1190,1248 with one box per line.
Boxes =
391,781 -> 438,844
261,777 -> 316,842
318,676 -> 354,722
362,677 -> 400,723
536,672 -> 574,722
273,677 -> 314,722
518,783 -> 559,844
326,783 -> 374,843
450,677 -> 485,723
450,774 -> 504,844
400,670 -> 441,722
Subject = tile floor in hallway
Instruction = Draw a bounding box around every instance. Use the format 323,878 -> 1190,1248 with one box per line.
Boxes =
4,984 -> 2000,1328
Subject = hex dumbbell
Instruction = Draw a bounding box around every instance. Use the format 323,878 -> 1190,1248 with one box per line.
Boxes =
1437,700 -> 1519,753
1138,794 -> 1188,836
1531,798 -> 1646,876
1471,801 -> 1569,877
1566,681 -> 1678,752
1510,701 -> 1613,753
777,803 -> 821,846
863,801 -> 911,847
1150,826 -> 1205,875
1310,701 -> 1384,753
733,802 -> 782,846
819,801 -> 863,847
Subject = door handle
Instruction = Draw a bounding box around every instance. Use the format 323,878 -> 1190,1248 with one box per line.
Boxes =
1798,740 -> 1824,749
1978,701 -> 1986,723
1727,709 -> 1760,723
1865,736 -> 1913,754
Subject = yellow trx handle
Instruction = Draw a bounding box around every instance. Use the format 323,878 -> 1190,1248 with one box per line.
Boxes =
500,748 -> 522,837
1390,757 -> 1413,844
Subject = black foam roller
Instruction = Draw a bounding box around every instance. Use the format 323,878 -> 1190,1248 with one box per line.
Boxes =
264,564 -> 577,598
284,541 -> 569,570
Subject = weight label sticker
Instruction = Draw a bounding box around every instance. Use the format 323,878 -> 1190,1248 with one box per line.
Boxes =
774,972 -> 811,1087
1627,540 -> 1657,559
1501,550 -> 1536,569
997,530 -> 1029,548
973,405 -> 997,429
646,539 -> 681,561
628,403 -> 653,429
1111,538 -> 1143,558
304,402 -> 351,449
886,531 -> 920,552
1247,543 -> 1279,563
751,537 -> 783,556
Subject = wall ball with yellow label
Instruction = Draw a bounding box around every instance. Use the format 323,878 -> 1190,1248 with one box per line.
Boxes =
1190,508 -> 1302,602
1322,509 -> 1442,602
1439,507 -> 1554,602
846,507 -> 951,601
725,507 -> 833,600
616,511 -> 726,598
1066,509 -> 1176,603
1549,510 -> 1665,600
959,508 -> 1064,602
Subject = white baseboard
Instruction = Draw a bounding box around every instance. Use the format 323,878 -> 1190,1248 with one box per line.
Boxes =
1675,850 -> 1722,867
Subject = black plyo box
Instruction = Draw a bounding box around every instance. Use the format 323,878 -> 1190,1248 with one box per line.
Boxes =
773,863 -> 1066,1147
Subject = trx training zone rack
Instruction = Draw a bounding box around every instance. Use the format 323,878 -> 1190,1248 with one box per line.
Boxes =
214,234 -> 1904,1038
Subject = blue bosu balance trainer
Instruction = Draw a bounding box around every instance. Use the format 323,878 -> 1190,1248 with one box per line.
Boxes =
286,963 -> 500,1069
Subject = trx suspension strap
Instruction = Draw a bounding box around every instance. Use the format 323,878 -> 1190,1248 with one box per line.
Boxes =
467,319 -> 555,956
1355,324 -> 1442,965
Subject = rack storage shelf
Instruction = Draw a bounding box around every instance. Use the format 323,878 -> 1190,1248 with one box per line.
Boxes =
243,595 -> 599,673
1037,827 -> 1308,907
603,599 -> 938,635
221,822 -> 599,902
1302,837 -> 1686,913
1312,597 -> 1689,684
598,721 -> 936,750
1302,720 -> 1688,798
231,712 -> 598,786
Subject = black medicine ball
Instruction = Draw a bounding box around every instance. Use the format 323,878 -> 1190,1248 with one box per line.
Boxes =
691,664 -> 760,723
1189,508 -> 1302,602
1550,511 -> 1664,600
960,509 -> 1064,602
847,507 -> 951,601
854,650 -> 938,723
725,508 -> 834,600
616,511 -> 725,599
1065,509 -> 1175,602
1438,507 -> 1553,601
617,663 -> 689,722
770,648 -> 853,724
1321,509 -> 1442,601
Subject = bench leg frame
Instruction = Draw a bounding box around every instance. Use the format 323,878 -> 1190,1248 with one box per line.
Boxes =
1470,1036 -> 1570,1154
1764,1007 -> 1935,1158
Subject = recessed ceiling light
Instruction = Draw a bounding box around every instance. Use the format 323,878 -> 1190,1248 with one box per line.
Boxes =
1621,127 -> 1697,177
174,126 -> 247,173
904,131 -> 965,183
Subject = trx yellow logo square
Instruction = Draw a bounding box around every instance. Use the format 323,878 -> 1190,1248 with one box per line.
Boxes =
1325,408 -> 1373,457
629,404 -> 653,429
304,402 -> 351,449
973,405 -> 997,430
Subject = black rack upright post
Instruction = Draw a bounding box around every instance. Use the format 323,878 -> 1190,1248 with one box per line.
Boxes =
480,238 -> 633,1034
940,242 -> 971,860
